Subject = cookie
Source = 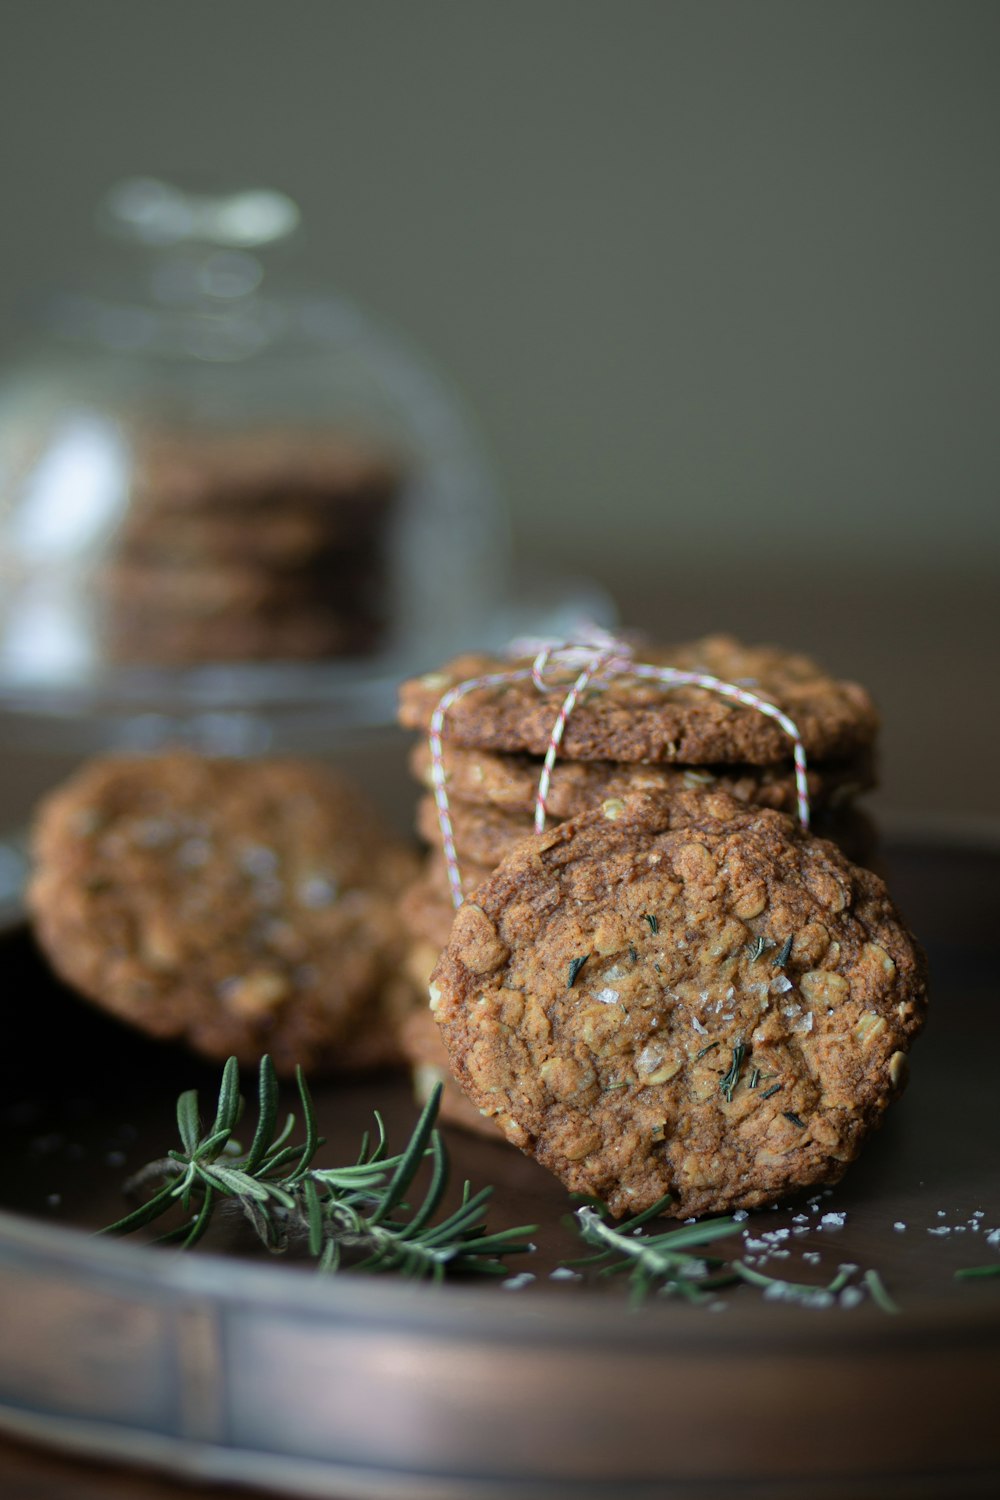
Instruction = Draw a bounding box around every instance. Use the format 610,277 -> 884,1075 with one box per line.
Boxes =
399,1001 -> 501,1139
29,752 -> 418,1075
104,611 -> 381,666
399,636 -> 879,766
410,742 -> 875,820
430,789 -> 926,1218
399,861 -> 492,948
128,429 -> 399,513
416,791 -> 879,872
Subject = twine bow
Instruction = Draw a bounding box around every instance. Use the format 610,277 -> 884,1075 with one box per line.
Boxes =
429,626 -> 810,910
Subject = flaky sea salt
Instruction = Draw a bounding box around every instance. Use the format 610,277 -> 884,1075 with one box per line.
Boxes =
501,1273 -> 536,1291
820,1212 -> 846,1230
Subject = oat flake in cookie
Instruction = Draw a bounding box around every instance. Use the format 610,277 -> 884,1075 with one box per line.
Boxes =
29,753 -> 417,1075
431,790 -> 926,1219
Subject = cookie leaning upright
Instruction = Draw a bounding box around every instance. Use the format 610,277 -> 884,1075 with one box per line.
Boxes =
430,790 -> 927,1219
28,752 -> 417,1075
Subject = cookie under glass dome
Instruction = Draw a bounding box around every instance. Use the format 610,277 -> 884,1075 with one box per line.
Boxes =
0,178 -> 609,752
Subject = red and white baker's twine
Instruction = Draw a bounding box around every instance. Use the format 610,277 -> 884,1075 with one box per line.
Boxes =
428,626 -> 810,910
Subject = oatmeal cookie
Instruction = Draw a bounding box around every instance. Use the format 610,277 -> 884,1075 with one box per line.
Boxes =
399,1002 -> 501,1139
29,753 -> 417,1075
416,791 -> 879,871
399,636 -> 878,766
409,742 -> 875,820
431,789 -> 926,1218
399,861 -> 492,948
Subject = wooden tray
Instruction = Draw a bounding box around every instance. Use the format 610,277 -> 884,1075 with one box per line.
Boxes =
0,833 -> 997,1499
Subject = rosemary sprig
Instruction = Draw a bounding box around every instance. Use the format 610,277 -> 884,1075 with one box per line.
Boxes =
103,1056 -> 535,1281
570,1198 -> 899,1312
572,1199 -> 740,1307
955,1264 -> 1000,1280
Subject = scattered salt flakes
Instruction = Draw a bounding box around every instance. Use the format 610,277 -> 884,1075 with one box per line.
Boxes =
683,1217 -> 697,1225
806,1194 -> 822,1205
707,1301 -> 728,1313
744,1237 -> 768,1252
927,1227 -> 951,1236
177,836 -> 211,869
792,1226 -> 810,1237
46,1194 -> 61,1207
973,1211 -> 985,1219
792,1214 -> 809,1224
773,976 -> 794,994
549,1267 -> 581,1282
725,986 -> 735,1001
803,1252 -> 822,1265
971,1221 -> 981,1231
769,1249 -> 790,1259
299,875 -> 338,908
797,1012 -> 815,1033
820,1212 -> 846,1230
954,1225 -> 967,1233
501,1273 -> 536,1291
733,1209 -> 749,1222
936,1210 -> 947,1218
240,844 -> 279,878
893,1222 -> 907,1232
803,1290 -> 835,1310
763,1283 -> 789,1301
839,1286 -> 864,1309
986,1229 -> 1000,1246
691,1016 -> 708,1035
596,987 -> 620,1006
132,817 -> 175,848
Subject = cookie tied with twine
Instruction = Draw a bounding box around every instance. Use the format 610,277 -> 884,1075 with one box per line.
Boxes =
421,627 -> 816,911
399,630 -> 878,771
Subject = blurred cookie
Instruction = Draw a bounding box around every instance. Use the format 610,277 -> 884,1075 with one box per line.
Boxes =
399,1001 -> 501,1139
399,636 -> 879,766
416,791 -> 879,872
410,741 -> 875,820
430,788 -> 926,1218
29,752 -> 417,1075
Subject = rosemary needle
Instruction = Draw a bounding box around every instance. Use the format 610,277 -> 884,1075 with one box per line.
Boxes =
103,1056 -> 536,1281
570,1199 -> 899,1313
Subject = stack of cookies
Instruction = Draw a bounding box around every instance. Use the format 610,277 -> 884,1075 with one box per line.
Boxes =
395,635 -> 882,1135
100,429 -> 400,666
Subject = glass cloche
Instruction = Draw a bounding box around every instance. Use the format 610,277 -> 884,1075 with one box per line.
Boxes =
0,179 -> 605,752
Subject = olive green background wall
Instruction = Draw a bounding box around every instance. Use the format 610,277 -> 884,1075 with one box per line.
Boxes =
0,1 -> 997,818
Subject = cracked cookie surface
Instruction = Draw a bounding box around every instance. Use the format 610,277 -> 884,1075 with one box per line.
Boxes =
430,789 -> 926,1218
399,635 -> 879,766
